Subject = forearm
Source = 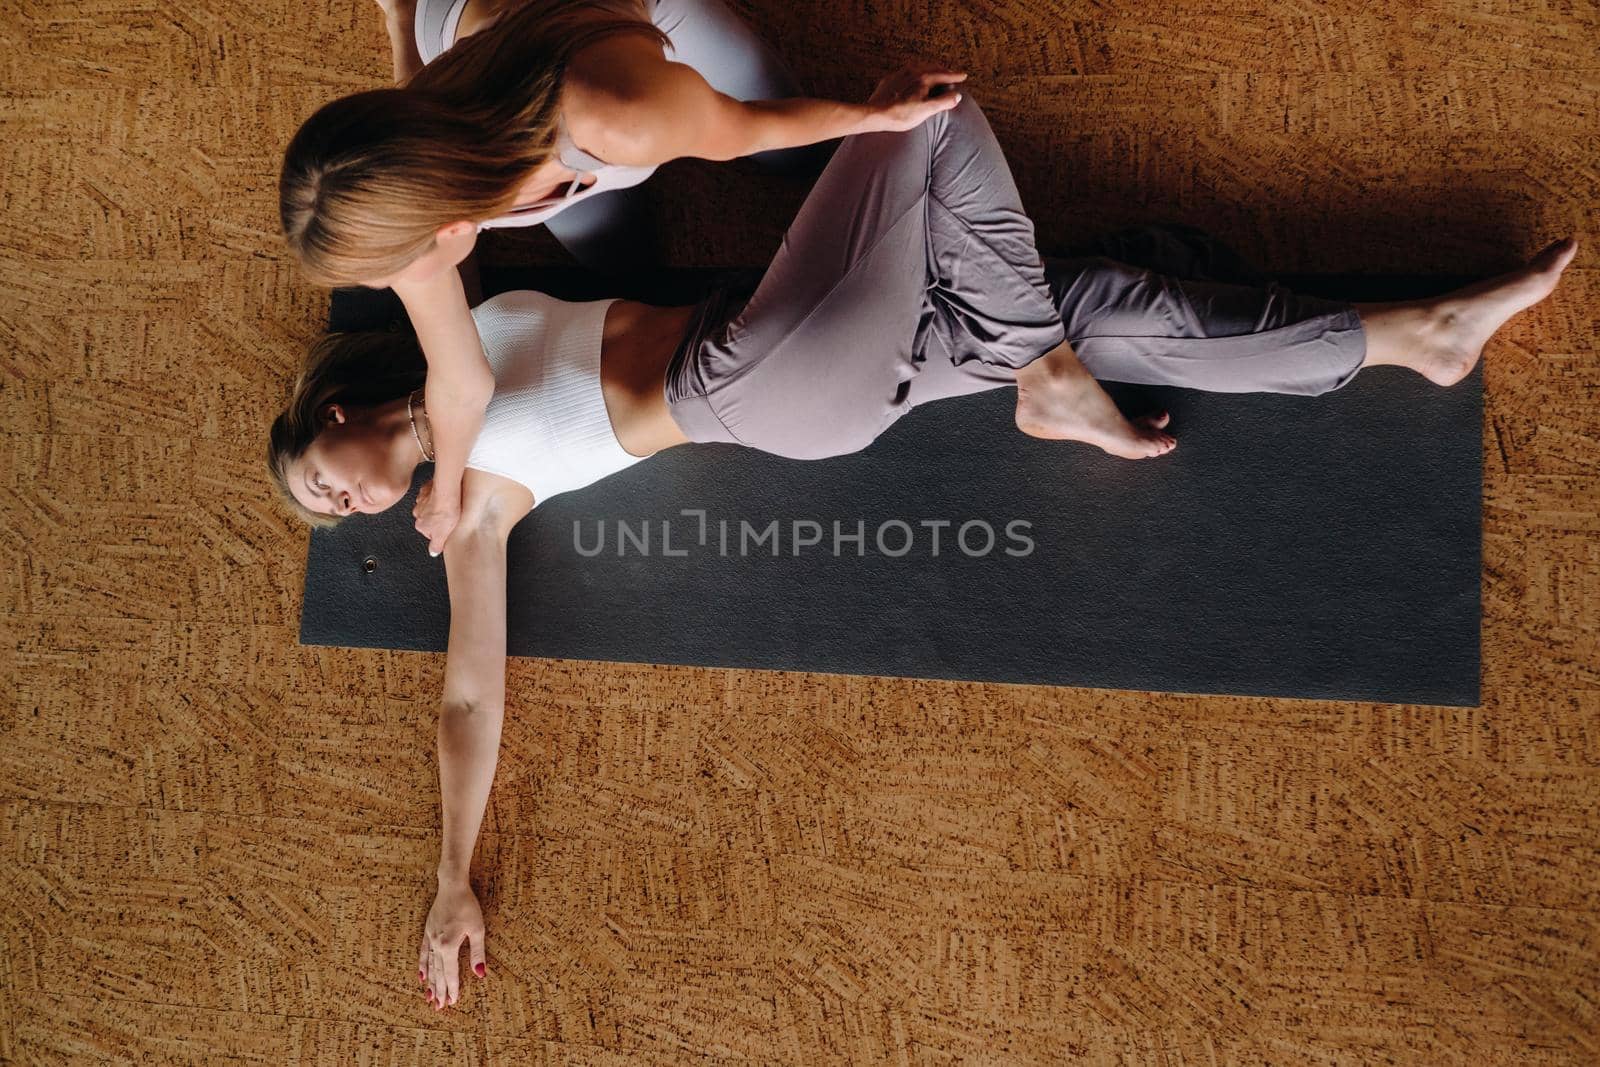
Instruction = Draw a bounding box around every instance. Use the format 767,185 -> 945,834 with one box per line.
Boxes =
423,388 -> 489,507
384,7 -> 424,82
712,97 -> 878,160
599,51 -> 960,167
397,269 -> 496,502
401,268 -> 494,390
435,698 -> 504,884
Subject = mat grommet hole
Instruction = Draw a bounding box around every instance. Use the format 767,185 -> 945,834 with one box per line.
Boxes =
362,557 -> 378,574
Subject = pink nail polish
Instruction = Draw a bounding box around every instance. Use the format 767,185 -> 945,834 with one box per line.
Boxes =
474,962 -> 485,977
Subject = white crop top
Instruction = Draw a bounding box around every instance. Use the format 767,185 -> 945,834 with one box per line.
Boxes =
465,290 -> 652,507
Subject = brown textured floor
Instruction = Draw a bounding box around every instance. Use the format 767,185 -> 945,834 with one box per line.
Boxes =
2,0 -> 1598,1062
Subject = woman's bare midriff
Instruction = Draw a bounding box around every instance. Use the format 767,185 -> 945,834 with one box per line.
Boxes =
598,300 -> 697,458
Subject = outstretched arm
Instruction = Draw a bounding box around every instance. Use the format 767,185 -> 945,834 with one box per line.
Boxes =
417,470 -> 533,1010
565,39 -> 968,165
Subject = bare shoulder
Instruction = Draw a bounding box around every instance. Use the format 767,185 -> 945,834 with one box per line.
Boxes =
564,30 -> 669,104
458,468 -> 535,542
562,31 -> 692,157
566,40 -> 716,163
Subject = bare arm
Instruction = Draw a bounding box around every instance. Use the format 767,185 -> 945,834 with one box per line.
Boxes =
373,0 -> 424,82
393,268 -> 496,555
566,40 -> 968,166
435,530 -> 508,883
417,470 -> 533,1010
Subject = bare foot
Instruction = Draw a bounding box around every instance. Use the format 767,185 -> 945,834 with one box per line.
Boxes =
1362,237 -> 1578,386
1015,343 -> 1177,460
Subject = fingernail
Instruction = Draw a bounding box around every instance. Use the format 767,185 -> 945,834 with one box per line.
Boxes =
475,962 -> 485,977
429,549 -> 440,558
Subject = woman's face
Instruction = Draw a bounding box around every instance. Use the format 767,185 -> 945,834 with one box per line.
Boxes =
284,402 -> 419,519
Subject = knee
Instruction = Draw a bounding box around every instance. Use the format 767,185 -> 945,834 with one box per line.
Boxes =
1056,255 -> 1154,303
933,89 -> 987,142
914,90 -> 1009,187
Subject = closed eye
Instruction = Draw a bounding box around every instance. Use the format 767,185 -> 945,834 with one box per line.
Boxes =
306,471 -> 337,515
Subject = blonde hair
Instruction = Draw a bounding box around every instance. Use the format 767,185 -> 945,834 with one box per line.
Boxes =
280,0 -> 669,286
267,329 -> 428,528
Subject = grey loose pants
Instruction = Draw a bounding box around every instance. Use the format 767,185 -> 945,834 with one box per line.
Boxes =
664,95 -> 1368,460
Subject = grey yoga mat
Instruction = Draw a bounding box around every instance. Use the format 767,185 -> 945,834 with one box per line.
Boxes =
299,229 -> 1482,706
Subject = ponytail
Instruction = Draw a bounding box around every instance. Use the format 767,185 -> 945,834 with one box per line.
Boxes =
280,0 -> 669,286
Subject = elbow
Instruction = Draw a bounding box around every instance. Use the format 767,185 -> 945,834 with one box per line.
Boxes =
724,120 -> 773,161
467,363 -> 495,406
437,698 -> 504,761
440,698 -> 504,724
454,351 -> 496,399
698,133 -> 751,162
693,103 -> 773,162
429,362 -> 496,411
732,101 -> 793,158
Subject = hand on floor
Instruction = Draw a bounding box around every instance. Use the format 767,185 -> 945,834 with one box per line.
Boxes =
419,879 -> 487,1011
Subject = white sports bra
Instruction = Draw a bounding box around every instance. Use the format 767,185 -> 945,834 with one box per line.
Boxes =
415,0 -> 660,230
475,132 -> 656,233
465,290 -> 653,507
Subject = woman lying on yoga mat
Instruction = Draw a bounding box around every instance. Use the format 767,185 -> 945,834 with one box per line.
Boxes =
283,0 -> 962,557
267,91 -> 1575,1010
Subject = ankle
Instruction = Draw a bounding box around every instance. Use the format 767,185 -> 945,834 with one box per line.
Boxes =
1023,341 -> 1090,385
1355,302 -> 1434,369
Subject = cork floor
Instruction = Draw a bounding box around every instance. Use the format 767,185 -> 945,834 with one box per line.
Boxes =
3,0 -> 1599,1062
